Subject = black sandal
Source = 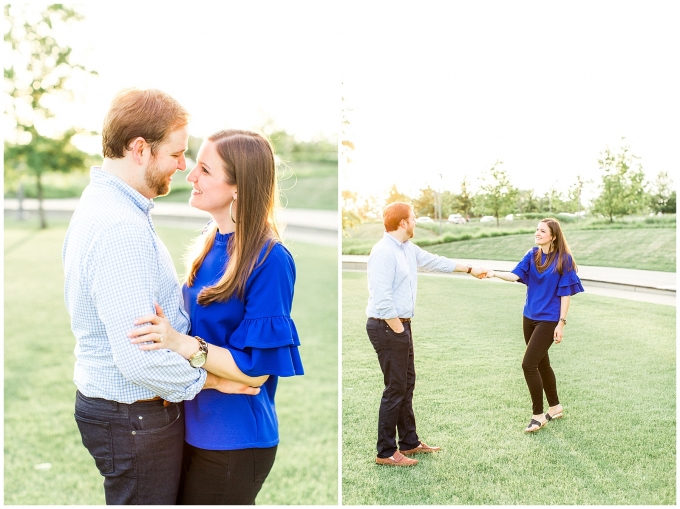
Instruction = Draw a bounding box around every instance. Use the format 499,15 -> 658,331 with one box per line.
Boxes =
524,418 -> 546,433
545,410 -> 563,421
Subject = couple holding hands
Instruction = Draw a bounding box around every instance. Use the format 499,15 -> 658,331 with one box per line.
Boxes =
63,88 -> 303,504
365,202 -> 584,466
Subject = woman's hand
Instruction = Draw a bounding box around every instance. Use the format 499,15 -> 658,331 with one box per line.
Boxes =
554,323 -> 565,344
128,303 -> 195,358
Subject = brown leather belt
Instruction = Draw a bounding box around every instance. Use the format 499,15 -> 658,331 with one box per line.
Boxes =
134,396 -> 171,407
371,317 -> 411,323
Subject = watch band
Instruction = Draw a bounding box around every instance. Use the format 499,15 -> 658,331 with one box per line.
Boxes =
188,336 -> 209,368
467,266 -> 472,273
559,318 -> 567,325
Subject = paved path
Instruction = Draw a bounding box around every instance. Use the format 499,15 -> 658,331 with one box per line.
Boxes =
5,198 -> 338,247
343,255 -> 676,307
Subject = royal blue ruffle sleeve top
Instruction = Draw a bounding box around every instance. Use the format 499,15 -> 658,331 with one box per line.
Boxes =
511,247 -> 584,321
183,230 -> 304,450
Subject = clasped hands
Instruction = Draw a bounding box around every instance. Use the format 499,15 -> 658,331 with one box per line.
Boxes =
470,267 -> 495,279
127,302 -> 260,396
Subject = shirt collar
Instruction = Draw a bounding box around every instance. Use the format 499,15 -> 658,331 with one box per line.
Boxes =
383,231 -> 407,247
90,166 -> 155,214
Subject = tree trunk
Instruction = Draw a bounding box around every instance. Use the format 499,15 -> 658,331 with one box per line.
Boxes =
37,174 -> 47,229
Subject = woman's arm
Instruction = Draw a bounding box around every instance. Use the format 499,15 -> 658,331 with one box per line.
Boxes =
553,295 -> 570,344
128,303 -> 269,387
491,270 -> 520,282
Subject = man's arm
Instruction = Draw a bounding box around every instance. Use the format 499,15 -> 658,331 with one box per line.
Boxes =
413,244 -> 490,277
89,222 -> 207,402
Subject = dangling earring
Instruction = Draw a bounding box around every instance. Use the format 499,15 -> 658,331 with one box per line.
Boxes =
229,195 -> 237,223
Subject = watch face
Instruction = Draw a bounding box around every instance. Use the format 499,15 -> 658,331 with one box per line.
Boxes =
189,352 -> 207,368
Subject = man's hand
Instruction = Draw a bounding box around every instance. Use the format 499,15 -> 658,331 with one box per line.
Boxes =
203,372 -> 260,395
213,378 -> 260,395
470,266 -> 493,279
385,317 -> 405,333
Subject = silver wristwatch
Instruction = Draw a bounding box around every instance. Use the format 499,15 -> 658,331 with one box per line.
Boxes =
189,336 -> 209,368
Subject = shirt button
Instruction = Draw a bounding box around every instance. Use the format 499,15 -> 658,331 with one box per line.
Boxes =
138,415 -> 143,419
131,431 -> 136,435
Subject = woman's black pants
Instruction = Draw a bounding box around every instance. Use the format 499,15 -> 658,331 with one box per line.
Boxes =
177,442 -> 277,505
522,316 -> 560,415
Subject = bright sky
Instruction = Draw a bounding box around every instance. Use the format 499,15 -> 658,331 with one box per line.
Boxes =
5,1 -> 339,154
341,0 -> 679,204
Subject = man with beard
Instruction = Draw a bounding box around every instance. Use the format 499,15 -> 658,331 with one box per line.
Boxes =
365,201 -> 491,466
63,89 -> 259,504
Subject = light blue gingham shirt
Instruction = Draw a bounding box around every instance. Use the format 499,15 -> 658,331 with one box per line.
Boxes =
63,167 -> 207,403
366,232 -> 459,319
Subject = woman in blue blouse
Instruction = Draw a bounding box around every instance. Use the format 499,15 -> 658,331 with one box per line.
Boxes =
128,129 -> 304,504
489,218 -> 583,433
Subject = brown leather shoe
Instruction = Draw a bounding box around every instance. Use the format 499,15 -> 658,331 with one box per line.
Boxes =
400,441 -> 441,455
375,451 -> 418,466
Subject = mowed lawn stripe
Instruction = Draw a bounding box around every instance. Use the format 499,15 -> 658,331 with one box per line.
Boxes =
342,271 -> 675,505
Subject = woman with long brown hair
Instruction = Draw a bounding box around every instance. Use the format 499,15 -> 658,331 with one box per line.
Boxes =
488,218 -> 583,433
128,129 -> 303,504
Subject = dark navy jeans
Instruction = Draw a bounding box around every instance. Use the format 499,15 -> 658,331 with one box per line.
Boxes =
178,443 -> 277,505
366,318 -> 420,458
74,390 -> 184,505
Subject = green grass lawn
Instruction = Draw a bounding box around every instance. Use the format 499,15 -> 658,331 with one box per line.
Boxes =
342,271 -> 675,505
4,218 -> 338,505
343,219 -> 676,272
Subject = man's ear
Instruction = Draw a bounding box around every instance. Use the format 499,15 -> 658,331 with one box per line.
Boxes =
128,137 -> 148,165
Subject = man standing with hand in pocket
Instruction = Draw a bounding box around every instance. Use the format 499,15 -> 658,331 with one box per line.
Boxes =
365,202 -> 490,466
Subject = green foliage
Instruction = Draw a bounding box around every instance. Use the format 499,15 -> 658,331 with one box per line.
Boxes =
342,190 -> 364,235
343,272 -> 675,504
649,171 -> 676,214
264,122 -> 337,163
454,177 -> 474,217
591,142 -> 648,223
385,184 -> 412,205
475,161 -> 518,226
4,3 -> 97,228
412,186 -> 437,218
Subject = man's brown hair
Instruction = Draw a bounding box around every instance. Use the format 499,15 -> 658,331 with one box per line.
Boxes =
383,202 -> 412,232
101,88 -> 189,159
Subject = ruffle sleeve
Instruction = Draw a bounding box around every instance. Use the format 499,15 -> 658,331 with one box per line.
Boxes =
557,269 -> 585,296
226,243 -> 304,378
228,316 -> 304,377
511,248 -> 534,285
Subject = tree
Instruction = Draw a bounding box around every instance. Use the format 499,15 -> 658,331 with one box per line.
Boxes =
649,171 -> 676,214
591,142 -> 647,223
385,184 -> 411,205
453,177 -> 473,217
567,175 -> 590,216
4,4 -> 97,228
440,190 -> 458,217
412,186 -> 436,218
516,189 -> 539,214
476,161 -> 517,226
342,190 -> 362,235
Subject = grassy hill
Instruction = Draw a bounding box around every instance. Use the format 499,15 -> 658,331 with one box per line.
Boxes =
342,216 -> 676,272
